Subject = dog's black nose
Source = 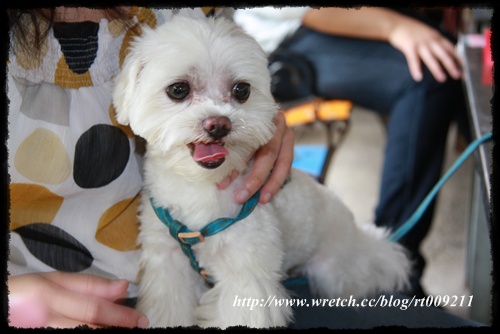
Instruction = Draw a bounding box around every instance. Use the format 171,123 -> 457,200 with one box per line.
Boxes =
202,116 -> 231,140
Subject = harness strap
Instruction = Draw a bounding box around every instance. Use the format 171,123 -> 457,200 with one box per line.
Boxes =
150,189 -> 261,284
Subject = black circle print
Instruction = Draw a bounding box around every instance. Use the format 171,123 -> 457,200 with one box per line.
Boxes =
14,223 -> 94,272
74,124 -> 130,188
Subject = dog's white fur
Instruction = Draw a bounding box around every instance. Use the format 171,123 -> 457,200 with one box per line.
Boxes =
113,16 -> 411,328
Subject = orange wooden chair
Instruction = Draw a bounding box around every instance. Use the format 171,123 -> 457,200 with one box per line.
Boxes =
269,49 -> 352,184
282,98 -> 352,184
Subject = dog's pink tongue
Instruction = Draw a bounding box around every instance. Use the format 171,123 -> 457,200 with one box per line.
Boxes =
193,142 -> 229,162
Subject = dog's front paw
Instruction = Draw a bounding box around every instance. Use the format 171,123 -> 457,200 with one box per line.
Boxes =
136,243 -> 205,328
194,304 -> 221,329
194,281 -> 292,329
193,288 -> 228,329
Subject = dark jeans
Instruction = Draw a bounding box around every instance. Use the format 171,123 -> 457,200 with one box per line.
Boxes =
282,26 -> 466,295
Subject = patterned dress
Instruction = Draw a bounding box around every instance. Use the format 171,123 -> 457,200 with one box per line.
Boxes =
7,7 -> 232,296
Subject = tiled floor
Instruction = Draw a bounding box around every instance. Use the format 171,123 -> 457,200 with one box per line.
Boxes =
293,106 -> 474,320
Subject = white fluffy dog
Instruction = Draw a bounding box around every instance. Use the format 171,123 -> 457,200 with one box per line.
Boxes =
113,16 -> 411,328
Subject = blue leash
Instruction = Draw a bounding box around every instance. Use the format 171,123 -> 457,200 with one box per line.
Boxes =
285,131 -> 494,288
389,131 -> 493,242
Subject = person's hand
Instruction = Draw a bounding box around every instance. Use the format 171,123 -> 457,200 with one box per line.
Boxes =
387,16 -> 462,83
217,111 -> 294,204
8,272 -> 149,328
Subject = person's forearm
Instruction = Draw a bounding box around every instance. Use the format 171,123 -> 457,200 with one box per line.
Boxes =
301,7 -> 413,41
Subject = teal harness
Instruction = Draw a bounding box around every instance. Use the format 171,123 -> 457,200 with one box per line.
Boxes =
150,190 -> 261,284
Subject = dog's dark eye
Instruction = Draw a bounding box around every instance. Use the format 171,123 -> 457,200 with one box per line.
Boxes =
232,82 -> 250,103
166,82 -> 190,101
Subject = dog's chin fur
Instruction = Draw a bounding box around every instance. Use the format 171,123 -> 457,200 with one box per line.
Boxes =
113,16 -> 411,329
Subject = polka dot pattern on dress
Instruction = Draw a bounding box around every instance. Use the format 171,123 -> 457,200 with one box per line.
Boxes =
14,129 -> 71,185
14,223 -> 94,272
14,79 -> 71,126
73,124 -> 130,188
7,6 -> 225,285
9,183 -> 64,230
96,194 -> 141,251
8,12 -> 144,277
10,183 -> 93,273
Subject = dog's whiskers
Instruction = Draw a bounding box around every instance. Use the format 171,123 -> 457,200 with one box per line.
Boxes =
238,118 -> 246,129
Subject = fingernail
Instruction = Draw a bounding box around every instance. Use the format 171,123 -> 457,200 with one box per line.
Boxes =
235,190 -> 249,204
138,315 -> 149,328
110,279 -> 128,292
261,192 -> 271,204
216,176 -> 230,189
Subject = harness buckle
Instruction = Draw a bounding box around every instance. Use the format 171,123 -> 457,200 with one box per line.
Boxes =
178,231 -> 205,244
200,269 -> 213,283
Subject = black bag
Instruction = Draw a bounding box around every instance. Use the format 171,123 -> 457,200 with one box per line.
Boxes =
268,49 -> 317,106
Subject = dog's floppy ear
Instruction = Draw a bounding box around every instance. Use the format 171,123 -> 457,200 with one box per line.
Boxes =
112,49 -> 144,126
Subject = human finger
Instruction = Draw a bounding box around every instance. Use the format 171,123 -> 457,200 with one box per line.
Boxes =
418,43 -> 447,83
429,39 -> 462,79
402,45 -> 424,82
41,271 -> 129,301
258,125 -> 294,204
233,112 -> 291,204
45,287 -> 148,328
216,169 -> 239,190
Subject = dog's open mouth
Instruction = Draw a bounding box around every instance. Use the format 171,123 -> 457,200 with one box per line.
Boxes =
189,141 -> 229,169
